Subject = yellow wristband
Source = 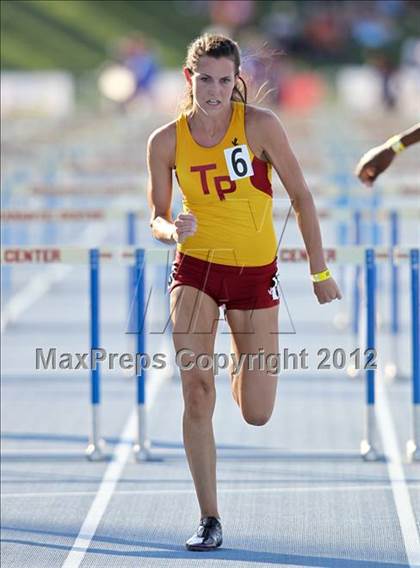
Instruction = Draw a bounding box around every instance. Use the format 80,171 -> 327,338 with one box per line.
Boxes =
386,135 -> 405,154
311,269 -> 331,283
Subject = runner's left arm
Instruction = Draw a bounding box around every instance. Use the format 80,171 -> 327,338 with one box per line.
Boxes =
258,109 -> 342,303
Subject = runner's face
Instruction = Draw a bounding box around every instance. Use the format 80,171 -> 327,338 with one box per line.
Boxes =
191,56 -> 236,113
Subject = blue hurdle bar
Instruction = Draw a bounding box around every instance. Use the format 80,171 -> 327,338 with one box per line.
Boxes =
86,248 -> 106,461
337,210 -> 348,297
370,189 -> 382,246
352,210 -> 362,335
133,248 -> 152,460
361,248 -> 379,461
390,211 -> 399,334
407,248 -> 420,461
127,212 -> 137,334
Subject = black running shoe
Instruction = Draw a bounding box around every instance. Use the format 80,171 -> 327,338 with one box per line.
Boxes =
185,516 -> 223,551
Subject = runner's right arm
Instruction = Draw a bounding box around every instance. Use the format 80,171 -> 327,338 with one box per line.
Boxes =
147,125 -> 197,244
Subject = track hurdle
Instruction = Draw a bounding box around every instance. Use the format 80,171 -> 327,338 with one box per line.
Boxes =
1,245 -> 169,461
360,248 -> 377,460
274,207 -> 420,337
390,211 -> 399,335
82,246 -> 154,461
127,212 -> 138,344
0,208 -> 146,224
1,208 -> 146,337
407,248 -> 420,462
132,248 -> 151,461
271,180 -> 420,199
1,245 -> 419,462
13,177 -> 145,197
85,248 -> 106,460
279,246 -> 420,461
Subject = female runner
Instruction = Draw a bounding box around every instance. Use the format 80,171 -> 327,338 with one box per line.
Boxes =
147,33 -> 342,551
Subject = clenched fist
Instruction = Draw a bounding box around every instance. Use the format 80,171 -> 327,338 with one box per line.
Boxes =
172,213 -> 197,244
355,145 -> 395,187
313,278 -> 342,304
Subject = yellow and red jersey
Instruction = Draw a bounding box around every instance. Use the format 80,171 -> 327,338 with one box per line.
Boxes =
175,101 -> 277,266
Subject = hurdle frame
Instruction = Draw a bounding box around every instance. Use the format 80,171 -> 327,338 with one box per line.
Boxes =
407,248 -> 420,462
85,248 -> 107,461
360,248 -> 379,461
132,248 -> 152,461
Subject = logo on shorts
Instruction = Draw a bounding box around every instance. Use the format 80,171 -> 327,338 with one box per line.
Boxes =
268,269 -> 280,300
167,263 -> 178,288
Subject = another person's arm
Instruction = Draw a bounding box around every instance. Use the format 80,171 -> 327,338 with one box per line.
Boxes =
355,123 -> 420,186
258,110 -> 342,305
147,126 -> 196,244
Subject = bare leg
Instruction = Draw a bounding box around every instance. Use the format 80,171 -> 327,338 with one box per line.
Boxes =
170,285 -> 221,518
182,385 -> 218,518
226,305 -> 279,425
229,362 -> 240,407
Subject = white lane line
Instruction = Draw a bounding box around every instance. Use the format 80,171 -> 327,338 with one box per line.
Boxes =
61,368 -> 169,568
1,448 -> 100,455
376,365 -> 420,567
1,446 -> 133,454
3,483 -> 420,500
61,411 -> 136,568
0,446 -> 358,455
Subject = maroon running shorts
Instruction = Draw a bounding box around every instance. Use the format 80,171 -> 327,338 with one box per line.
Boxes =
168,251 -> 280,310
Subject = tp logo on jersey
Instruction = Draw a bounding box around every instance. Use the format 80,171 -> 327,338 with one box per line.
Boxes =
224,145 -> 254,181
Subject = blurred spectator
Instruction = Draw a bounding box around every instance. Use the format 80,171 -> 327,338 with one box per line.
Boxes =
351,12 -> 396,49
365,51 -> 398,108
209,0 -> 255,31
401,37 -> 420,68
98,32 -> 160,110
117,33 -> 159,98
303,12 -> 347,62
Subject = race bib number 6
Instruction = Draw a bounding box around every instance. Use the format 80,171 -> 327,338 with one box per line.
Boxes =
224,144 -> 254,181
